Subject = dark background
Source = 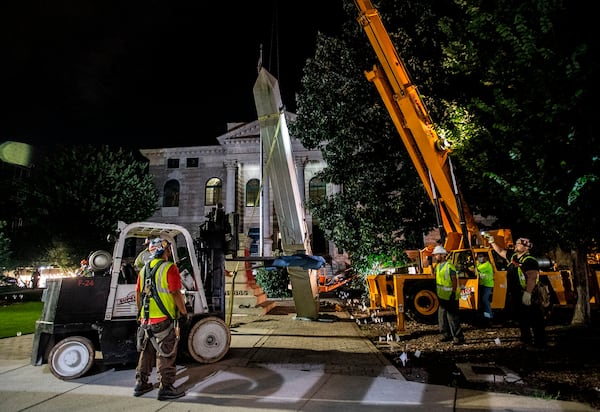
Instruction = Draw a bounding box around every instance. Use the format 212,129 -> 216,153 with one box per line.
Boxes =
0,1 -> 346,149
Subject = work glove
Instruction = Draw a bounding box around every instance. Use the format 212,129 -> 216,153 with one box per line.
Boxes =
522,291 -> 532,306
483,233 -> 495,244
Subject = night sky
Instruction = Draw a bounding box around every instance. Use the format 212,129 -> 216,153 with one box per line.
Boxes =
0,1 -> 346,149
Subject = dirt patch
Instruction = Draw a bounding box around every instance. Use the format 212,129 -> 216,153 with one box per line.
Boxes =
345,300 -> 600,409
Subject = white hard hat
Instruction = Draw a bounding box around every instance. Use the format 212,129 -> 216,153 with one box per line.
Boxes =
516,238 -> 533,249
149,237 -> 170,258
432,245 -> 447,255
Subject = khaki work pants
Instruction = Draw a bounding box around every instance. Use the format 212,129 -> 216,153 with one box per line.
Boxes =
135,319 -> 178,388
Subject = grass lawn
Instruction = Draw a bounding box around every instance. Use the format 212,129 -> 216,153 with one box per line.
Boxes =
0,301 -> 43,339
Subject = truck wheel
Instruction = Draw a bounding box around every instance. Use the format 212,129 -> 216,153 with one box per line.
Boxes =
407,282 -> 439,324
187,317 -> 231,363
48,336 -> 95,380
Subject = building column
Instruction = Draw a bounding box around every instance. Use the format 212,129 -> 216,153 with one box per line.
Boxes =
224,160 -> 237,214
295,156 -> 308,203
261,173 -> 273,256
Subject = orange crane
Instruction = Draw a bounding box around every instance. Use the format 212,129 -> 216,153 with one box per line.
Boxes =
352,0 -> 582,332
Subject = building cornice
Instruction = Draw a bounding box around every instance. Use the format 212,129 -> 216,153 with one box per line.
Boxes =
140,146 -> 225,158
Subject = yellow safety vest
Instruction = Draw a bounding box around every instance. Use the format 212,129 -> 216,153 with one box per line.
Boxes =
477,260 -> 494,287
510,253 -> 538,289
436,261 -> 458,300
138,258 -> 177,321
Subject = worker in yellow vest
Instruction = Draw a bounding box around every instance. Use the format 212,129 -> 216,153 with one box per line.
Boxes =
476,252 -> 494,327
134,237 -> 188,400
433,245 -> 465,345
486,235 -> 545,348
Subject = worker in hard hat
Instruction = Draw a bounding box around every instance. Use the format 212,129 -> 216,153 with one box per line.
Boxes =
76,259 -> 92,277
485,234 -> 545,348
134,237 -> 152,273
134,237 -> 187,400
432,245 -> 466,345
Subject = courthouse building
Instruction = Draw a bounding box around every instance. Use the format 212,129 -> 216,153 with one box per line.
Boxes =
139,112 -> 349,275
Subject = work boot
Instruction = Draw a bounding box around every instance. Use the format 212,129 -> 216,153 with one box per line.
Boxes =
133,381 -> 154,397
453,337 -> 466,345
157,385 -> 185,401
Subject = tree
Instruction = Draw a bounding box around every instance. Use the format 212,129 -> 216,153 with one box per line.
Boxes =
0,221 -> 12,269
293,33 -> 432,273
292,0 -> 456,273
10,144 -> 158,267
440,0 -> 598,324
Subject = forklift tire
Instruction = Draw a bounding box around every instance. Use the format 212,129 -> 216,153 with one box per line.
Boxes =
48,336 -> 95,380
407,282 -> 439,325
187,317 -> 231,363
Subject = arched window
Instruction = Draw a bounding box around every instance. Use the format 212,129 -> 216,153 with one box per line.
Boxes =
163,180 -> 180,207
246,178 -> 260,207
205,178 -> 222,206
308,177 -> 326,203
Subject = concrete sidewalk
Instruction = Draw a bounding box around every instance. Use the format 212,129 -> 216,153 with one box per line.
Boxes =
0,304 -> 593,411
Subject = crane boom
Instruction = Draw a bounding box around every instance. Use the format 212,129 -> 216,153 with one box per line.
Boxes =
353,0 -> 479,250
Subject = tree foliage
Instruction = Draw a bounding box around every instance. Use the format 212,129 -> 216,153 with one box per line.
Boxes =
443,0 -> 598,257
254,267 -> 292,298
292,0 -> 457,273
441,0 -> 598,324
8,144 -> 158,267
292,33 -> 434,272
0,221 -> 12,269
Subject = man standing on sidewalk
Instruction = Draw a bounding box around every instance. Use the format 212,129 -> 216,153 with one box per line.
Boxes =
134,237 -> 188,400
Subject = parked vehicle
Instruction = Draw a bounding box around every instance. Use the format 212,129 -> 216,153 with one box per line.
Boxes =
31,220 -> 233,380
0,275 -> 18,287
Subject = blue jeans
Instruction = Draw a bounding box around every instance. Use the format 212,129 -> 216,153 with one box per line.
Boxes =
480,286 -> 493,319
